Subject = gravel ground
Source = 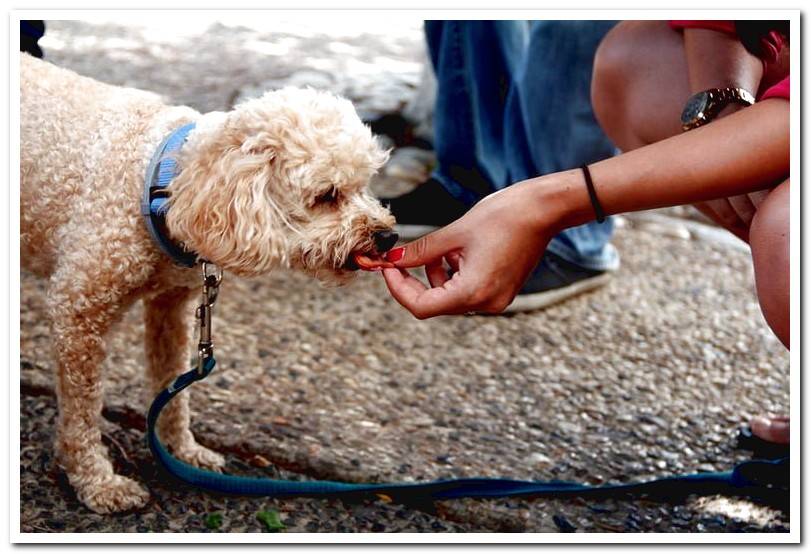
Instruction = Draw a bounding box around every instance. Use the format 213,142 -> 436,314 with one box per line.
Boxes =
20,393 -> 469,533
20,18 -> 790,534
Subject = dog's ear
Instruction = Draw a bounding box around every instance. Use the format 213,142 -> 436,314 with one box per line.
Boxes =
164,141 -> 289,277
240,131 -> 279,158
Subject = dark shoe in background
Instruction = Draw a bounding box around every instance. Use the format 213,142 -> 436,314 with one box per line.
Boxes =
367,112 -> 433,151
504,251 -> 613,313
21,20 -> 45,58
382,177 -> 469,240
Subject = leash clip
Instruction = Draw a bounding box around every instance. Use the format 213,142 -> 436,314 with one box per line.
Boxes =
196,261 -> 223,376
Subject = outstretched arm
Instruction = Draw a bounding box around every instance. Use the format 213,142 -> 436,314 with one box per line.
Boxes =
383,98 -> 789,318
552,98 -> 788,228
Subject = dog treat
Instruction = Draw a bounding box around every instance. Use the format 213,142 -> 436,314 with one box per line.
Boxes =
352,252 -> 395,271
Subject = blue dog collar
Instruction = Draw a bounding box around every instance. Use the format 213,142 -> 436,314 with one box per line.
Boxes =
141,122 -> 199,268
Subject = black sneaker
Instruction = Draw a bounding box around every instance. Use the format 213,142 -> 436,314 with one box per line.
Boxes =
382,178 -> 469,240
366,112 -> 433,151
503,251 -> 613,313
21,21 -> 45,58
735,426 -> 790,460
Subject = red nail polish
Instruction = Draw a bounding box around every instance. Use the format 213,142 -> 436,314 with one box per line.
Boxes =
385,247 -> 405,263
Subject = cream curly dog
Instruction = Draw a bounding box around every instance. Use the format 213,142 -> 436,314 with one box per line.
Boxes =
21,53 -> 396,513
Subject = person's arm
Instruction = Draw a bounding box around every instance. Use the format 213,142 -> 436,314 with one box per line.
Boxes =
675,24 -> 777,239
681,26 -> 763,99
382,98 -> 788,318
675,20 -> 789,96
550,98 -> 788,229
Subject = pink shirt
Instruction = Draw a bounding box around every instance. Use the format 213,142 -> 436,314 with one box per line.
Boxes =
761,76 -> 790,101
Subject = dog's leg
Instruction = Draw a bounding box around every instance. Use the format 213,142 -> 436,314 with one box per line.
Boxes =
144,288 -> 226,471
49,269 -> 150,514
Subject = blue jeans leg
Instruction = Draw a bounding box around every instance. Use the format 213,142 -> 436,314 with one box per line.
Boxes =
426,20 -> 619,271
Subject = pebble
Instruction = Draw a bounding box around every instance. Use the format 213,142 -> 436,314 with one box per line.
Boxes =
526,453 -> 552,466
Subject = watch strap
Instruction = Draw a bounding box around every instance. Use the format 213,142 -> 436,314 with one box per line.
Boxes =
682,87 -> 755,131
716,87 -> 756,106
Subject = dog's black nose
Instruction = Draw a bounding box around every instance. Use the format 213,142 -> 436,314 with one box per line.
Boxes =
373,230 -> 399,253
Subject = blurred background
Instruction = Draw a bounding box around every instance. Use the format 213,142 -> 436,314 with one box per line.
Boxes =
37,16 -> 436,200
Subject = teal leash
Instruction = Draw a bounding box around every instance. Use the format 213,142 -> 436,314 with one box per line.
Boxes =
147,264 -> 789,503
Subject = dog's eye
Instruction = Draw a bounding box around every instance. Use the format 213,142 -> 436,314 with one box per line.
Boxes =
315,187 -> 339,204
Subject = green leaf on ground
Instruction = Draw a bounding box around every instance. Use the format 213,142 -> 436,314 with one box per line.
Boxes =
256,509 -> 286,532
204,512 -> 223,530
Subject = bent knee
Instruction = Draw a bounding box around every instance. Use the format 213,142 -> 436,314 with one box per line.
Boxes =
592,21 -> 666,148
591,22 -> 635,134
592,21 -> 689,150
750,180 -> 790,347
592,21 -> 647,93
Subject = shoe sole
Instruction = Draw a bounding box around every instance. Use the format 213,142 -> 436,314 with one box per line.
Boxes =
500,271 -> 613,314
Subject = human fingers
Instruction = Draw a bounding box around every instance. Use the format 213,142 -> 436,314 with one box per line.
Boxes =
727,194 -> 757,227
695,199 -> 750,241
385,225 -> 461,268
425,259 -> 450,288
382,267 -> 474,319
445,251 -> 462,273
750,415 -> 790,445
747,189 -> 771,210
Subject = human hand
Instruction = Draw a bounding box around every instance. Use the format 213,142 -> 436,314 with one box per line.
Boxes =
381,180 -> 560,318
694,190 -> 771,243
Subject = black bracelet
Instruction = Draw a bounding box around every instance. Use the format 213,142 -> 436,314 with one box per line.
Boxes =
581,164 -> 606,224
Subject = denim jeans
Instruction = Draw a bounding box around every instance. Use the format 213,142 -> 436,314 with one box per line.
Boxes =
425,20 -> 620,271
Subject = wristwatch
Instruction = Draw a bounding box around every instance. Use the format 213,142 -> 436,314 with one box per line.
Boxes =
680,87 -> 756,131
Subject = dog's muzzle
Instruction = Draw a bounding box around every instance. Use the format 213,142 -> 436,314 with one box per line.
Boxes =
346,229 -> 399,271
373,230 -> 399,253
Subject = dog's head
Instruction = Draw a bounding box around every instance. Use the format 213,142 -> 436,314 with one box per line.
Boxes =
165,87 -> 396,281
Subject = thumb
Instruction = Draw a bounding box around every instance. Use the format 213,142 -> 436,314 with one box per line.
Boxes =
385,226 -> 460,268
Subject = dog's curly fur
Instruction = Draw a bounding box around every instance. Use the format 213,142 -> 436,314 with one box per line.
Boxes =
20,53 -> 395,513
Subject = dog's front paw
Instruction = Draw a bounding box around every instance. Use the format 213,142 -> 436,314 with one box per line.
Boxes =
77,474 -> 150,514
173,442 -> 226,472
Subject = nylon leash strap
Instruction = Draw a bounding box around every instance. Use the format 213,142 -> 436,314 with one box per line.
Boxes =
147,265 -> 789,502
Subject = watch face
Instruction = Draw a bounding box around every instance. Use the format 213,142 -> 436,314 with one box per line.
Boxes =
682,92 -> 709,123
